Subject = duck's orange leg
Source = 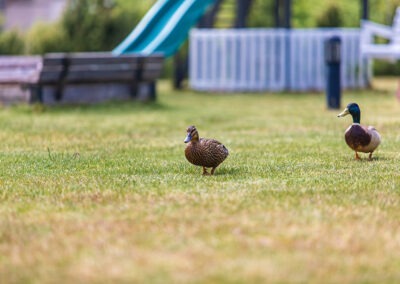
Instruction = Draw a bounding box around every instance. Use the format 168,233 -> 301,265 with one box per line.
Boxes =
368,152 -> 373,161
355,152 -> 361,160
202,167 -> 210,175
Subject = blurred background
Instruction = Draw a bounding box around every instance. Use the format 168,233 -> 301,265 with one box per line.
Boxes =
1,0 -> 400,78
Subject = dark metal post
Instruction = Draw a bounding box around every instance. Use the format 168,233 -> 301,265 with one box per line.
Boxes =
274,0 -> 280,27
148,82 -> 156,101
284,0 -> 291,28
361,0 -> 370,88
173,52 -> 186,90
283,0 -> 292,90
325,36 -> 341,109
234,0 -> 253,28
361,0 -> 369,20
198,0 -> 222,28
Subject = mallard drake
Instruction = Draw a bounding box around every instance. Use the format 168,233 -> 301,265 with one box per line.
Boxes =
184,125 -> 229,175
337,103 -> 381,160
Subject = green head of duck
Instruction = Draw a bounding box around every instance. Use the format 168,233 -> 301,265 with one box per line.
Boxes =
337,102 -> 361,124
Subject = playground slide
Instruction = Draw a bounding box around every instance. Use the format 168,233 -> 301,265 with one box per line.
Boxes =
112,0 -> 216,57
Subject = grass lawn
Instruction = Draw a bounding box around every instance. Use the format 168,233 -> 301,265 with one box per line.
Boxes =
0,80 -> 399,283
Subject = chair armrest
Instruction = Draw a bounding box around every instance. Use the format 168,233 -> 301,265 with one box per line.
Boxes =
361,20 -> 393,40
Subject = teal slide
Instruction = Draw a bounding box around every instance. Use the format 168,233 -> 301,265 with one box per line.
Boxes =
112,0 -> 216,57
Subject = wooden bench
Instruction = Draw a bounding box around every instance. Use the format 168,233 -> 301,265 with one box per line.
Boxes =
0,53 -> 164,105
0,56 -> 42,104
360,7 -> 400,60
31,52 -> 164,104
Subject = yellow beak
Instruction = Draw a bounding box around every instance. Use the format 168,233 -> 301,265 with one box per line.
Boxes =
337,108 -> 350,117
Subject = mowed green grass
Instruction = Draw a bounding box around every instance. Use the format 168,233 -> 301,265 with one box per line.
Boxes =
0,82 -> 400,283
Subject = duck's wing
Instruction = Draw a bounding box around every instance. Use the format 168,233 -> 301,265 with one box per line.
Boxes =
201,138 -> 229,155
367,125 -> 381,149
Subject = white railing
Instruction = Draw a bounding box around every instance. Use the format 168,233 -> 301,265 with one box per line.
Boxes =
360,7 -> 400,60
189,28 -> 369,92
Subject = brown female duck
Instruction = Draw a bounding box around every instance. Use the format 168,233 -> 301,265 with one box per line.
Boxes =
337,103 -> 381,160
184,125 -> 229,175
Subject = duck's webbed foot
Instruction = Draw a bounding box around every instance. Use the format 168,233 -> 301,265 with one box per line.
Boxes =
355,152 -> 361,160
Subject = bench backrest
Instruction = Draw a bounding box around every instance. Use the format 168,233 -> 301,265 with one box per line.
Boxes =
39,52 -> 164,84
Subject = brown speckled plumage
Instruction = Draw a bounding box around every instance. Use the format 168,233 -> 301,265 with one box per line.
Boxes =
184,126 -> 229,175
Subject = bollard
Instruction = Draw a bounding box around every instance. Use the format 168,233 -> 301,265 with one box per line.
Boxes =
325,36 -> 341,109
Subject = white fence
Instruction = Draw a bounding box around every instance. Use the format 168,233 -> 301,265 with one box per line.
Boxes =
189,28 -> 370,92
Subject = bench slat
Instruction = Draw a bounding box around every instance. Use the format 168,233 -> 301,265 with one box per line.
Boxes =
39,72 -> 64,83
68,57 -> 140,65
66,70 -> 137,83
68,63 -> 140,71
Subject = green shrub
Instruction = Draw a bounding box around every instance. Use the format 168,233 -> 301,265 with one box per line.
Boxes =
61,0 -> 112,51
25,22 -> 69,54
0,30 -> 25,54
317,5 -> 343,27
21,0 -> 147,54
60,0 -> 144,52
247,0 -> 274,27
